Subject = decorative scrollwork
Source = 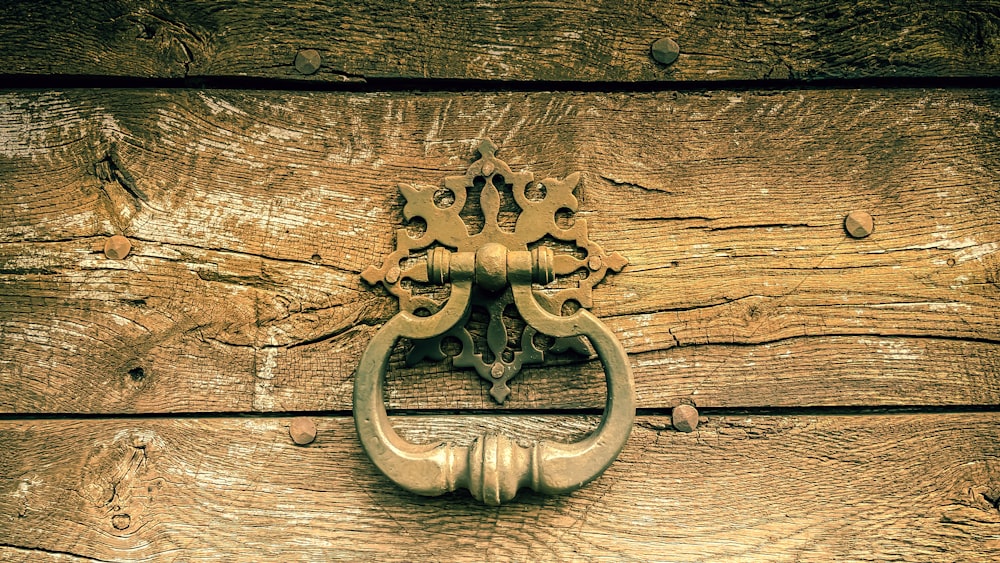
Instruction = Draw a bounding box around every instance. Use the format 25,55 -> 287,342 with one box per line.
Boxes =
361,139 -> 627,403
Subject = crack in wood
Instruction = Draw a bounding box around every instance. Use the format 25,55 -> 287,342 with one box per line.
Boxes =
0,544 -> 112,563
687,240 -> 845,397
125,236 -> 363,278
625,215 -> 718,222
703,222 -> 816,232
599,174 -> 672,194
981,492 -> 1000,512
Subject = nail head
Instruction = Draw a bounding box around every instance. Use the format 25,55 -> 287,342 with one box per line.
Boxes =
672,404 -> 699,433
294,49 -> 322,75
844,210 -> 874,239
491,363 -> 505,379
651,37 -> 680,66
385,266 -> 401,284
104,235 -> 132,260
587,256 -> 602,271
289,417 -> 317,445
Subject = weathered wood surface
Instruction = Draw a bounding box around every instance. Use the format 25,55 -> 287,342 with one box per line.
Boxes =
2,0 -> 1000,82
0,414 -> 998,561
2,88 -> 999,413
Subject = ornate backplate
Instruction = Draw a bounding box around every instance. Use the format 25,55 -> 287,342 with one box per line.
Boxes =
361,139 -> 626,403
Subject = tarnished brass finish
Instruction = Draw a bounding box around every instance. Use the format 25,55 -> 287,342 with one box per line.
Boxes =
356,139 -> 634,505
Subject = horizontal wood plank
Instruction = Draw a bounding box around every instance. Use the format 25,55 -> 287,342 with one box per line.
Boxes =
1,414 -> 998,561
1,0 -> 1000,82
2,88 -> 999,413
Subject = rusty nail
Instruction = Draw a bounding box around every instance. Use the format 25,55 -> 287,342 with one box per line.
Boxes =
672,404 -> 699,433
844,210 -> 874,239
651,37 -> 680,66
289,417 -> 317,445
587,256 -> 602,271
294,49 -> 322,75
104,235 -> 132,260
385,266 -> 401,284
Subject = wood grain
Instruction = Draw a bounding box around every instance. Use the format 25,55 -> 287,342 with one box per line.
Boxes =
0,414 -> 998,561
1,0 -> 999,82
2,88 -> 999,413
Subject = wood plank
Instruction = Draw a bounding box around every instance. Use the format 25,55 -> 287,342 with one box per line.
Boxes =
1,414 -> 998,561
2,89 -> 999,413
2,0 -> 1000,82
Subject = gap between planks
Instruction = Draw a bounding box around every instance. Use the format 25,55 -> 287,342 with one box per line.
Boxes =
1,404 -> 999,423
2,74 -> 1000,94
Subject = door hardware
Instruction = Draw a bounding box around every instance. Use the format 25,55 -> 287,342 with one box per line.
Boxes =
356,139 -> 634,505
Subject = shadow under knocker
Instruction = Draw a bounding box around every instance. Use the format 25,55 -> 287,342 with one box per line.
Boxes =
356,139 -> 634,505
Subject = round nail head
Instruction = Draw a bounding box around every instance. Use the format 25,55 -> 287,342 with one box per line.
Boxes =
672,404 -> 699,433
104,235 -> 132,260
651,37 -> 680,66
289,417 -> 317,445
295,49 -> 322,75
385,266 -> 401,284
491,363 -> 505,379
588,256 -> 602,271
844,210 -> 874,239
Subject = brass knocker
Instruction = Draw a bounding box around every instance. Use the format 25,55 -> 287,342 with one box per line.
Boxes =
356,140 -> 634,505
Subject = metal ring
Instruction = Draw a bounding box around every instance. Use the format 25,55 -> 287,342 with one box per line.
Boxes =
353,278 -> 635,505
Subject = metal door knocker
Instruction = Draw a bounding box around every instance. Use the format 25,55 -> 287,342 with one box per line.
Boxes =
356,139 -> 634,505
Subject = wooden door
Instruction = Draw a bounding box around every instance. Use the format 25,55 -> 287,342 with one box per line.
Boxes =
2,1 -> 999,560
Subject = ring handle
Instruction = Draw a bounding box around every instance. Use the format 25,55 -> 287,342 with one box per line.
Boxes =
354,259 -> 635,505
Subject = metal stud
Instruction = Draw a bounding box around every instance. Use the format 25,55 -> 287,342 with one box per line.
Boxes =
289,417 -> 317,445
672,404 -> 699,433
104,235 -> 132,260
294,49 -> 322,75
651,38 -> 680,66
844,210 -> 874,238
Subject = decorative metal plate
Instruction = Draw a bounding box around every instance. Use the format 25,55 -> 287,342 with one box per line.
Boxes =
361,139 -> 627,403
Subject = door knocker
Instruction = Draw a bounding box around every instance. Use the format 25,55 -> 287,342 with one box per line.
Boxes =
356,139 -> 634,505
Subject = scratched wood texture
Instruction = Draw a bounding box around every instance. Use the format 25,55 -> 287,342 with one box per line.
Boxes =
1,414 -> 998,562
1,0 -> 1000,82
2,88 -> 999,414
1,4 -> 999,560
